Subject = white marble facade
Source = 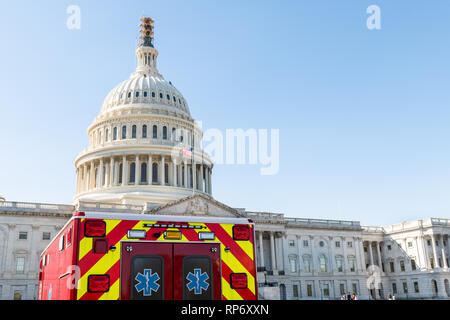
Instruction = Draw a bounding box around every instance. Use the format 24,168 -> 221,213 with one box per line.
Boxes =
0,198 -> 449,300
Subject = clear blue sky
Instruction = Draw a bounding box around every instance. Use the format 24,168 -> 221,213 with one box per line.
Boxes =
1,0 -> 450,226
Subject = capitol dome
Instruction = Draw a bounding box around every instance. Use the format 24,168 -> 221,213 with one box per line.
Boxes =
73,17 -> 213,206
100,67 -> 191,118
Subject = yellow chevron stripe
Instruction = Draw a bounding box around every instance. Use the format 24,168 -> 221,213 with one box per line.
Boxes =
220,246 -> 255,295
78,219 -> 121,261
221,223 -> 254,261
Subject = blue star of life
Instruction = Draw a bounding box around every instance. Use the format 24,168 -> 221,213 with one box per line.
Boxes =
135,269 -> 160,296
186,268 -> 209,295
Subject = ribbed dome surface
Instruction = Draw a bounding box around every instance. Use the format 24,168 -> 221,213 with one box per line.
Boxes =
100,72 -> 190,116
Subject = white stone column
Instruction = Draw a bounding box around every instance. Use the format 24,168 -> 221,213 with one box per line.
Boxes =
368,241 -> 374,266
99,158 -> 104,187
199,164 -> 204,192
192,162 -> 197,191
122,155 -> 127,186
423,236 -> 432,269
109,157 -> 114,187
83,163 -> 87,192
376,241 -> 382,270
184,161 -> 188,188
270,232 -> 276,272
358,238 -> 366,272
258,231 -> 265,268
440,235 -> 448,269
296,235 -> 303,274
208,167 -> 212,194
135,155 -> 140,185
148,154 -> 152,184
172,161 -> 177,186
114,161 -> 119,186
342,237 -> 348,272
431,234 -> 438,268
415,236 -> 424,270
89,160 -> 95,190
161,156 -> 165,185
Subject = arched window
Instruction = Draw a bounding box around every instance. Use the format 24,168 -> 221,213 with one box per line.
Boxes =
164,164 -> 169,184
153,125 -> 157,139
172,127 -> 176,141
152,163 -> 158,183
118,163 -> 123,184
152,91 -> 155,98
132,125 -> 137,139
127,92 -> 131,98
105,128 -> 109,142
135,91 -> 139,98
166,94 -> 170,101
142,125 -> 147,138
129,163 -> 136,183
159,92 -> 163,99
319,255 -> 327,272
113,127 -> 117,140
163,126 -> 167,140
141,163 -> 147,183
122,126 -> 127,139
143,91 -> 147,97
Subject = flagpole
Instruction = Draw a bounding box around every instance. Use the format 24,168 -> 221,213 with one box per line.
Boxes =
191,128 -> 195,195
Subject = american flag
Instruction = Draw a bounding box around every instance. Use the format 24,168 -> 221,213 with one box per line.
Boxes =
182,147 -> 193,156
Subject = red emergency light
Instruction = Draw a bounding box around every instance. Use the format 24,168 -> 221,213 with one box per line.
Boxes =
232,225 -> 250,241
84,220 -> 106,237
87,275 -> 110,293
230,273 -> 247,289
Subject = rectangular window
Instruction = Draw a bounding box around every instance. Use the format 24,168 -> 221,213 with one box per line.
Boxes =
303,240 -> 309,247
335,241 -> 340,248
390,261 -> 395,273
304,259 -> 311,273
42,232 -> 51,240
307,284 -> 313,297
403,282 -> 408,294
414,281 -> 419,293
347,241 -> 353,248
400,260 -> 405,272
336,259 -> 343,272
289,240 -> 295,247
340,283 -> 345,295
411,259 -> 416,271
427,240 -> 431,246
430,257 -> 435,269
13,291 -> 23,300
18,232 -> 27,240
16,257 -> 25,273
349,259 -> 356,272
408,242 -> 413,248
289,258 -> 297,273
387,245 -> 392,251
352,283 -> 358,295
322,283 -> 330,297
293,284 -> 299,298
392,283 -> 397,294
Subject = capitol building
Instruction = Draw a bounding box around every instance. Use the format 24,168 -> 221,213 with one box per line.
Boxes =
0,18 -> 449,300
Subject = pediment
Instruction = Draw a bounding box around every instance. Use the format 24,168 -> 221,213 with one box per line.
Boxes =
148,193 -> 244,218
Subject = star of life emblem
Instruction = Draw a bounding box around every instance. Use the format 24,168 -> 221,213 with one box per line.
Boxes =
135,269 -> 160,296
186,268 -> 210,295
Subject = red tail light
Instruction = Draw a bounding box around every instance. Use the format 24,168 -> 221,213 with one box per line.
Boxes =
84,220 -> 106,237
230,273 -> 247,289
232,225 -> 250,241
88,275 -> 110,293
